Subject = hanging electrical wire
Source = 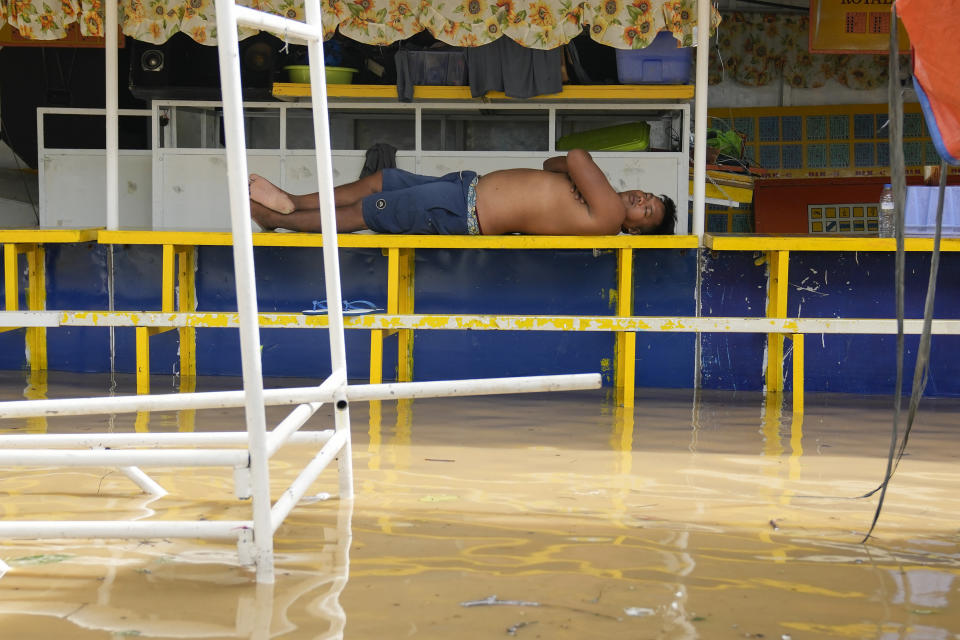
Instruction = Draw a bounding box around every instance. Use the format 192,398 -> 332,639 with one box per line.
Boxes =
860,2 -> 946,542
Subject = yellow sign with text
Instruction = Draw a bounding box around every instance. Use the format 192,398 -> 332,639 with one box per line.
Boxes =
809,0 -> 911,53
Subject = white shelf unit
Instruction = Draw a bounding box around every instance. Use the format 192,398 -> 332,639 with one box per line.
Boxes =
151,96 -> 690,233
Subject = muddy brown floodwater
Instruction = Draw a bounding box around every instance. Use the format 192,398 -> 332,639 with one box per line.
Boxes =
0,371 -> 958,639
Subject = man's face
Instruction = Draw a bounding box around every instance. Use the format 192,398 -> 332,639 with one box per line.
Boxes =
619,190 -> 665,235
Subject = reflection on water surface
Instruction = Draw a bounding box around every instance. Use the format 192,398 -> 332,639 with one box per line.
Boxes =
1,372 -> 959,639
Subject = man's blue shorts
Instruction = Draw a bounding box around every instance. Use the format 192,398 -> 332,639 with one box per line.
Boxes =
361,168 -> 481,235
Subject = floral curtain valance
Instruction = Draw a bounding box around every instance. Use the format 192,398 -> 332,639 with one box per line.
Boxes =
1,0 -> 719,50
709,12 -> 906,91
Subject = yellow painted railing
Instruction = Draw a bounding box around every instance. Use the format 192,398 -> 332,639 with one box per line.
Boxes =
97,230 -> 697,408
273,83 -> 697,102
1,229 -> 100,372
704,233 -> 960,407
7,229 -> 957,411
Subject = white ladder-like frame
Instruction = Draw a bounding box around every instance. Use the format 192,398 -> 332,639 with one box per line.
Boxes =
0,0 -> 599,583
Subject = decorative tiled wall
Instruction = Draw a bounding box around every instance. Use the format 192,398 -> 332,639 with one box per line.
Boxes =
808,202 -> 879,234
718,104 -> 938,179
703,103 -> 954,233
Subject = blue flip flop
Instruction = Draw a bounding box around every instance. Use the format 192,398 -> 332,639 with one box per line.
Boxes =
303,299 -> 384,316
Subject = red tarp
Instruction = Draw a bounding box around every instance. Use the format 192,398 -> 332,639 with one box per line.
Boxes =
898,0 -> 960,165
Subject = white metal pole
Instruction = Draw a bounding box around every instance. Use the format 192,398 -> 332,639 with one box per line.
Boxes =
270,430 -> 347,533
303,3 -> 348,376
0,430 -> 333,448
0,520 -> 249,539
344,373 -> 602,401
213,0 -> 275,583
105,0 -> 119,230
119,466 -> 168,495
0,383 -> 339,419
302,0 -> 353,499
691,0 -> 710,241
266,401 -> 323,458
233,6 -> 323,40
0,448 -> 248,466
335,393 -> 354,499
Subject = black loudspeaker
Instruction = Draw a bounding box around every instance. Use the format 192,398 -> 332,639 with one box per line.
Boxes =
241,39 -> 275,88
129,32 -> 279,101
139,47 -> 165,73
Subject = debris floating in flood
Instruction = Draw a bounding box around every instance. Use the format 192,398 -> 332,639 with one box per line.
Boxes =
461,595 -> 541,608
506,621 -> 538,635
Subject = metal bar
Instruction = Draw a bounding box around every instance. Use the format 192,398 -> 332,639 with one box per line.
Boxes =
791,333 -> 804,415
161,244 -> 175,312
301,0 -> 352,507
36,107 -> 150,117
4,244 -> 19,311
136,326 -> 150,394
386,247 -> 400,311
344,373 -> 601,402
119,466 -> 168,496
613,248 -> 635,408
265,369 -> 345,457
0,520 -> 251,539
691,0 -> 710,240
232,6 -> 323,42
369,329 -> 384,384
215,0 -> 275,583
0,448 -> 248,467
99,229 -> 700,249
0,384 -> 339,419
0,430 -> 333,448
397,249 -> 415,382
105,0 -> 118,230
270,430 -> 347,534
11,310 -> 960,335
335,391 -> 353,499
25,245 -> 47,371
177,245 -> 198,382
265,402 -> 323,458
765,250 -> 790,393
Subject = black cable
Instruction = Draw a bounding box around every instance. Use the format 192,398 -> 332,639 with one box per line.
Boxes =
861,3 -> 905,543
861,5 -> 942,541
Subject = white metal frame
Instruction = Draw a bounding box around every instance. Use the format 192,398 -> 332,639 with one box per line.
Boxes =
36,107 -> 153,228
150,98 -> 691,233
0,0 -> 600,583
0,497 -> 354,639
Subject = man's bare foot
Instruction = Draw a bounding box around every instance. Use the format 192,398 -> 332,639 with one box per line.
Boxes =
249,174 -> 295,214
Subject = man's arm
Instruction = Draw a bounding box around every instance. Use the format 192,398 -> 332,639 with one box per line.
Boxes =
563,149 -> 625,234
542,155 -> 569,173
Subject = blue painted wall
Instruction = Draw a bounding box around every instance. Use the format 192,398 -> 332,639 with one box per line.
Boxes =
1,242 -> 958,396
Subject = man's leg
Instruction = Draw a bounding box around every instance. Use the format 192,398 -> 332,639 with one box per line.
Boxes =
286,172 -> 382,210
251,200 -> 367,233
332,171 -> 383,207
250,172 -> 385,213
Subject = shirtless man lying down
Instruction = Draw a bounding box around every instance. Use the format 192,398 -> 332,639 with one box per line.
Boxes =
249,148 -> 676,236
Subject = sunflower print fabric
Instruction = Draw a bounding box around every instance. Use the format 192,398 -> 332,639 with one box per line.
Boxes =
0,0 -> 719,50
708,11 -> 905,90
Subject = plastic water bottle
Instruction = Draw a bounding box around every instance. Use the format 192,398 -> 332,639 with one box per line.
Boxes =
879,184 -> 896,238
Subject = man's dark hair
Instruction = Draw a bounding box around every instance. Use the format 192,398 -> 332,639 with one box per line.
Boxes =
647,194 -> 677,235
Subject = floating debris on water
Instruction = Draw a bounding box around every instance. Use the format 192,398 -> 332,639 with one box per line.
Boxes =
506,621 -> 538,635
461,595 -> 541,608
